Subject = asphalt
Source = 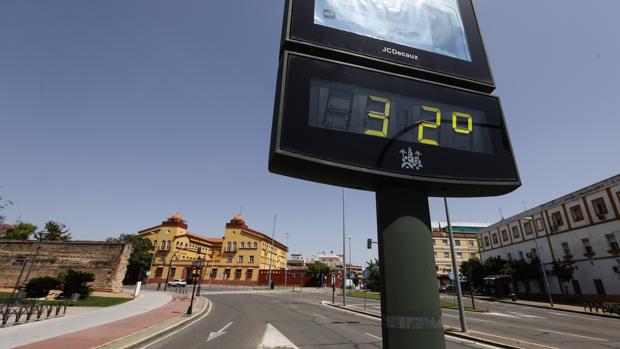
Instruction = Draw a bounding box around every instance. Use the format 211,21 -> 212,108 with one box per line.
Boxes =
137,289 -> 508,349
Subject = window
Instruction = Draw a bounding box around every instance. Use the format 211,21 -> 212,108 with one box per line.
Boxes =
227,242 -> 232,251
153,240 -> 157,249
253,242 -> 258,248
507,253 -> 512,260
227,256 -> 233,263
455,240 -> 461,246
518,251 -> 524,260
571,280 -> 582,295
592,198 -> 608,216
561,242 -> 572,256
457,252 -> 462,258
501,229 -> 509,241
224,269 -> 231,279
471,253 -> 477,258
594,279 -> 606,295
511,226 -> 520,239
170,268 -> 176,277
241,242 -> 245,248
156,267 -> 163,277
161,240 -> 166,249
551,212 -> 563,228
210,268 -> 217,277
524,222 -> 533,235
235,269 -> 242,279
535,218 -> 544,231
442,239 -> 448,245
246,269 -> 253,279
249,255 -> 254,263
529,248 -> 538,259
468,240 -> 474,247
238,255 -> 244,263
233,242 -> 237,250
582,238 -> 594,255
570,205 -> 584,222
484,236 -> 490,247
443,252 -> 449,258
606,233 -> 619,250
492,233 -> 499,244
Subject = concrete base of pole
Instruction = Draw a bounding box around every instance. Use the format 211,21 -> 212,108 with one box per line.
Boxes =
376,186 -> 445,349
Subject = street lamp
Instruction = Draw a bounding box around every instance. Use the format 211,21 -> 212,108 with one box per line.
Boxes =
284,232 -> 289,289
524,216 -> 554,307
17,229 -> 49,300
157,255 -> 166,291
187,257 -> 204,315
347,235 -> 352,284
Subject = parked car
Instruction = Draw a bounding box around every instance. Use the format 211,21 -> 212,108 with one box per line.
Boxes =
167,279 -> 187,287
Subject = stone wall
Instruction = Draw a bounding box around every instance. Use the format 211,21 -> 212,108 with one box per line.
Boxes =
0,240 -> 131,293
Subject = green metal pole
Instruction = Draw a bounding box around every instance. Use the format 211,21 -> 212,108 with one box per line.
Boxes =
376,186 -> 445,349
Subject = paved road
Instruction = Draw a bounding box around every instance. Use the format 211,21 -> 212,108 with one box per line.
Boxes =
342,291 -> 620,349
138,289 -> 501,349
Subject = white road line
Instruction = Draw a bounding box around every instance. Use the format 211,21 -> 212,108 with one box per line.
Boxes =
312,313 -> 327,319
507,311 -> 545,319
257,323 -> 300,349
468,330 -> 560,349
365,333 -> 382,340
445,334 -> 502,349
548,311 -> 599,321
537,328 -> 608,341
206,321 -> 233,342
443,314 -> 492,323
138,298 -> 213,349
483,312 -> 520,318
289,304 -> 299,308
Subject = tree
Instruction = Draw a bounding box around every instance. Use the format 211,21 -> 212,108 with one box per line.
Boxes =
512,259 -> 542,294
482,256 -> 506,276
305,262 -> 331,287
1,222 -> 38,240
551,259 -> 575,294
364,258 -> 381,291
106,233 -> 154,284
25,276 -> 62,298
43,221 -> 71,241
460,258 -> 485,290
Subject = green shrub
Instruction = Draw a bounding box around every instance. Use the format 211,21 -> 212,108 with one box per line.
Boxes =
25,276 -> 61,298
58,270 -> 95,299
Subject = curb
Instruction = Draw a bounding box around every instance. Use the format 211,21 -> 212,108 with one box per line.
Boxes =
96,297 -> 211,349
493,299 -> 620,319
323,302 -> 521,349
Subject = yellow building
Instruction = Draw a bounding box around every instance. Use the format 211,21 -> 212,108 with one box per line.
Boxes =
139,213 -> 288,286
431,222 -> 486,286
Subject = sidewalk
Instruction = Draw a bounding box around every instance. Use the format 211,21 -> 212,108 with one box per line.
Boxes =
0,290 -> 172,349
491,297 -> 619,318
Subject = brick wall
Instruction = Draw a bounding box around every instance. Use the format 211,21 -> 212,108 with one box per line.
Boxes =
0,240 -> 131,293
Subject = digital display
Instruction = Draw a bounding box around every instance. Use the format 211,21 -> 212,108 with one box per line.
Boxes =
269,53 -> 520,196
308,78 -> 496,154
314,0 -> 471,61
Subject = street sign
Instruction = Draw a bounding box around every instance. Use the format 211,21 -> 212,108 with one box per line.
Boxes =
349,272 -> 356,279
362,268 -> 371,279
448,271 -> 455,281
459,274 -> 467,282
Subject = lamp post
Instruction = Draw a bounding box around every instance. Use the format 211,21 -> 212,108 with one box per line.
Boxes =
164,249 -> 180,292
347,235 -> 352,288
17,229 -> 49,300
342,187 -> 347,306
187,258 -> 204,315
524,216 -> 554,307
157,255 -> 166,291
268,214 -> 277,289
283,233 -> 289,288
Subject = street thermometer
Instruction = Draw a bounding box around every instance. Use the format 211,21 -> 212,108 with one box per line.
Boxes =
269,1 -> 520,347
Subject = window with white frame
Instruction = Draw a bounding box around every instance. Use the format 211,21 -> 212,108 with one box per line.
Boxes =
249,255 -> 254,263
511,226 -> 520,239
582,238 -> 594,255
238,255 -> 244,263
524,221 -> 533,235
561,242 -> 572,256
227,256 -> 233,263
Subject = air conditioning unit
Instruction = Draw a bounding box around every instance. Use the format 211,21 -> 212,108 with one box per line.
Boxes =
613,266 -> 620,273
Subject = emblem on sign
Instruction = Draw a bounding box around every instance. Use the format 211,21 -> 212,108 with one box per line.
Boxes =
399,147 -> 422,170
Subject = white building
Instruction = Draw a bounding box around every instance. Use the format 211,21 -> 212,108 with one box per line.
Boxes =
478,174 -> 620,302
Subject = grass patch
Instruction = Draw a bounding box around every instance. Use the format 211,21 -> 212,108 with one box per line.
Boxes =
345,291 -> 484,312
0,292 -> 131,307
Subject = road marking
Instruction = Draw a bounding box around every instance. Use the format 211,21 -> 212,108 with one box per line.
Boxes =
484,312 -> 520,318
468,330 -> 560,349
257,323 -> 299,349
207,321 -> 233,342
445,334 -> 503,349
312,313 -> 327,319
548,311 -> 599,321
365,333 -> 382,340
537,328 -> 608,341
507,311 -> 545,319
138,298 -> 213,349
443,314 -> 492,323
289,304 -> 299,308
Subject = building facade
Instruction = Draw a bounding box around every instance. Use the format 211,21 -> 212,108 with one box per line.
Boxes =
478,174 -> 620,302
140,213 -> 288,286
432,222 -> 486,285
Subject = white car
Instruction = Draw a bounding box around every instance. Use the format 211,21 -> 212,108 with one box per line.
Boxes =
167,279 -> 187,287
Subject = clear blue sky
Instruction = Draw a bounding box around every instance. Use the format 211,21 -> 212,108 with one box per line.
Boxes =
1,1 -> 619,266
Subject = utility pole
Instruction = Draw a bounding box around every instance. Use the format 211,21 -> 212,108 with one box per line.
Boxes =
348,235 -> 352,288
523,202 -> 553,308
284,232 -> 289,288
268,214 -> 277,289
342,187 -> 347,306
444,197 -> 467,332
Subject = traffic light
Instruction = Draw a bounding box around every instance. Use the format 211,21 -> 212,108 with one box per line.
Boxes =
367,238 -> 372,249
